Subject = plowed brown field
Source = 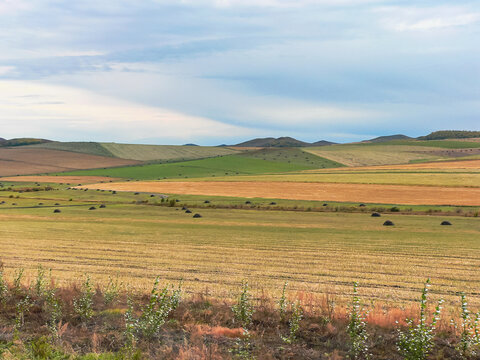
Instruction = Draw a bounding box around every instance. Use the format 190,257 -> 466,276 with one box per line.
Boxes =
0,175 -> 120,184
0,148 -> 140,176
82,181 -> 480,206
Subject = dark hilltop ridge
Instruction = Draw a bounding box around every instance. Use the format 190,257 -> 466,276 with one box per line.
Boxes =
418,130 -> 480,140
233,136 -> 336,147
362,134 -> 412,143
0,137 -> 51,147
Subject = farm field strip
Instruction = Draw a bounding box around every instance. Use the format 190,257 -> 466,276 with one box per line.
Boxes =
81,181 -> 480,206
0,206 -> 479,306
178,172 -> 480,187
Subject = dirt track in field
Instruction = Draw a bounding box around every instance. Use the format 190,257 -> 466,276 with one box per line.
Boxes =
82,181 -> 480,206
0,175 -> 120,184
0,148 -> 140,176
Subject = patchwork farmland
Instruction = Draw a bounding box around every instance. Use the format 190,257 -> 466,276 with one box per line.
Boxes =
1,136 -> 480,358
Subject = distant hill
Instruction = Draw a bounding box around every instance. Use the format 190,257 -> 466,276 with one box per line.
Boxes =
234,137 -> 335,147
363,134 -> 412,143
418,130 -> 480,140
0,138 -> 51,147
183,143 -> 199,146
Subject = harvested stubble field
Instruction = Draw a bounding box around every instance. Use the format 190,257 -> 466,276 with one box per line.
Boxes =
0,175 -> 119,184
0,148 -> 139,176
83,181 -> 480,206
0,192 -> 479,307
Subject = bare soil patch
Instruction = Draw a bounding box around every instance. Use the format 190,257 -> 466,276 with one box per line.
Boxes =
0,148 -> 140,176
0,175 -> 120,184
83,181 -> 480,206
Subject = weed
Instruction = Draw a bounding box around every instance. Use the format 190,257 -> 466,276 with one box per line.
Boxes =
232,280 -> 254,328
397,279 -> 444,360
347,282 -> 369,359
0,269 -> 7,303
13,268 -> 24,293
278,281 -> 288,322
74,275 -> 95,322
104,276 -> 121,306
15,295 -> 32,333
456,293 -> 480,357
282,300 -> 303,344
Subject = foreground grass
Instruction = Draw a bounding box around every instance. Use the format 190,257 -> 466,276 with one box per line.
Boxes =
0,269 -> 475,359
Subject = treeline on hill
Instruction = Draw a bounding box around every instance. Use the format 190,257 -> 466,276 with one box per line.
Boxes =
0,138 -> 51,147
1,263 -> 480,359
419,131 -> 480,140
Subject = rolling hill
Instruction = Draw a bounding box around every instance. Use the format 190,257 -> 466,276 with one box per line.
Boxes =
234,136 -> 335,147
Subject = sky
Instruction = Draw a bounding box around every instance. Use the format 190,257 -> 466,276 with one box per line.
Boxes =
0,0 -> 479,145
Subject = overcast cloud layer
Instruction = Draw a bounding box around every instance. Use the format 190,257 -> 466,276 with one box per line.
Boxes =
0,0 -> 479,144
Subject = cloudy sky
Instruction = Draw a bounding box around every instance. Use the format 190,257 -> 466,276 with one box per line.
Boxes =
0,0 -> 479,145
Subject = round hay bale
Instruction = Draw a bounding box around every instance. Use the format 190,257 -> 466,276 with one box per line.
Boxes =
185,209 -> 192,214
89,206 -> 96,210
269,202 -> 277,205
359,203 -> 366,207
371,212 -> 381,217
53,209 -> 61,213
193,213 -> 202,218
150,194 -> 155,197
55,203 -> 60,206
12,203 -> 17,205
441,221 -> 452,226
322,203 -> 328,206
112,191 -> 117,194
204,200 -> 210,204
383,220 -> 394,226
245,201 -> 251,204
134,192 -> 139,195
38,203 -> 43,205
99,204 -> 106,208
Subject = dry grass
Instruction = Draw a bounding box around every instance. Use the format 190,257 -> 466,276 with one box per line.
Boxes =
83,181 -> 480,206
0,148 -> 139,176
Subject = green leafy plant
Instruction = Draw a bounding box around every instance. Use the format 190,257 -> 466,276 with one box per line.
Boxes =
14,295 -> 32,334
347,282 -> 369,359
282,300 -> 303,344
0,269 -> 8,304
278,281 -> 288,322
104,275 -> 121,306
397,279 -> 444,360
73,275 -> 94,322
456,293 -> 480,357
232,280 -> 254,328
13,268 -> 24,293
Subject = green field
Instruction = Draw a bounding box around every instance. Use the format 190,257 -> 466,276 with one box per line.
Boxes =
0,184 -> 479,307
52,154 -> 342,180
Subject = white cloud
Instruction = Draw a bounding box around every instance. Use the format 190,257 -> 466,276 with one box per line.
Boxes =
377,6 -> 480,32
0,80 -> 254,141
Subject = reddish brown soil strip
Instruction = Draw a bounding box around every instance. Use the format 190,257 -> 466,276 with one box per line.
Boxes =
0,175 -> 120,184
0,148 -> 140,176
83,181 -> 480,206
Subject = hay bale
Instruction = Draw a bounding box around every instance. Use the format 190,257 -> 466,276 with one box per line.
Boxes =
322,203 -> 328,206
112,191 -> 117,194
193,213 -> 202,218
245,201 -> 251,204
89,206 -> 96,210
359,203 -> 366,207
182,206 -> 187,210
371,212 -> 381,217
99,204 -> 106,208
441,221 -> 452,226
55,203 -> 60,206
269,202 -> 277,205
383,220 -> 394,226
38,203 -> 43,205
53,209 -> 61,213
204,200 -> 210,204
134,192 -> 139,195
185,209 -> 192,214
150,194 -> 155,197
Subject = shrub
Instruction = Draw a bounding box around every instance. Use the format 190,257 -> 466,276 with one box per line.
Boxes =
347,282 -> 369,359
456,293 -> 480,357
232,280 -> 254,328
73,275 -> 95,322
397,279 -> 443,360
278,281 -> 288,322
282,300 -> 303,344
104,276 -> 121,306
